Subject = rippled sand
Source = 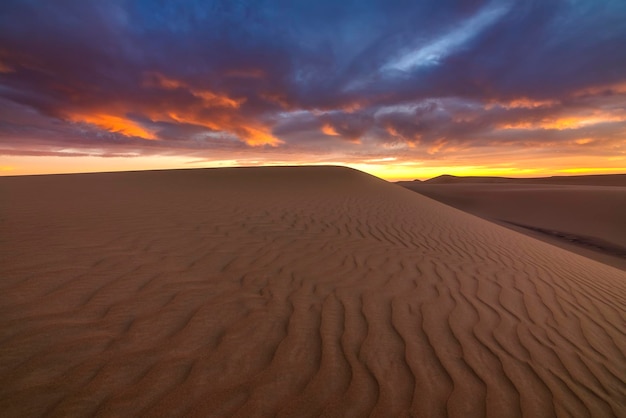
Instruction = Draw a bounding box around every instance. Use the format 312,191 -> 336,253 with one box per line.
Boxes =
1,167 -> 624,417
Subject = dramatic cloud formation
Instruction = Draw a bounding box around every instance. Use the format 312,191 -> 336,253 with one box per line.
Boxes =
0,0 -> 624,178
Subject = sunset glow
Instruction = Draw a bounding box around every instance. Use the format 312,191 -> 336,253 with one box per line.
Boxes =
0,1 -> 624,179
67,113 -> 157,140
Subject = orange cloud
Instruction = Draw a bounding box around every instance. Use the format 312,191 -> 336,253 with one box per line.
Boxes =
144,72 -> 244,108
147,73 -> 185,89
154,111 -> 282,147
240,126 -> 282,146
320,123 -> 362,143
137,72 -> 283,146
427,138 -> 448,155
543,118 -> 585,130
385,125 -> 401,138
164,112 -> 219,129
68,113 -> 156,139
487,97 -> 558,109
192,90 -> 243,108
573,82 -> 626,97
385,126 -> 420,146
501,112 -> 626,130
321,123 -> 339,136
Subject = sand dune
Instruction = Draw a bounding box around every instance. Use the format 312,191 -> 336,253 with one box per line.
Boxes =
0,166 -> 624,417
400,173 -> 626,186
399,180 -> 626,270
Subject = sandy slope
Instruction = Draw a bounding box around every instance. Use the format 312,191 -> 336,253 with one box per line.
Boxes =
400,181 -> 626,270
0,166 -> 624,417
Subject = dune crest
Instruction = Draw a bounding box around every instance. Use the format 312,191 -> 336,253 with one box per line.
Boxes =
1,167 -> 624,417
401,173 -> 626,186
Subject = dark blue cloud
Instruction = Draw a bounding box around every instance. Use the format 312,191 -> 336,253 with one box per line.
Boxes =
0,0 -> 625,158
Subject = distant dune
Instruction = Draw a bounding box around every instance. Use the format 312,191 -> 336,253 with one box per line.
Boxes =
398,173 -> 626,186
1,167 -> 624,417
399,174 -> 626,270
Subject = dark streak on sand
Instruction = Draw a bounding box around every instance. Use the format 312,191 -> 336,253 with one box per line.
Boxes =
503,221 -> 626,259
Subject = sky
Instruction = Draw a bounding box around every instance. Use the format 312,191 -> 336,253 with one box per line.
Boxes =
1,0 -> 625,180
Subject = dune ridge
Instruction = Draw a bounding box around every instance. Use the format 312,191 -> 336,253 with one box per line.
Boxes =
0,166 -> 624,417
398,173 -> 626,186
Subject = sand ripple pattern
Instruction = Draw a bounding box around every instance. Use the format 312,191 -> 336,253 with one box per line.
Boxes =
0,167 -> 624,417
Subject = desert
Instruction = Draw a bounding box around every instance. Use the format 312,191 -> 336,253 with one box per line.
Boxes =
398,174 -> 626,270
0,166 -> 624,417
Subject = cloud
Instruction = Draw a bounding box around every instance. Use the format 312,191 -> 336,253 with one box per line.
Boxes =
0,0 -> 624,171
382,1 -> 512,72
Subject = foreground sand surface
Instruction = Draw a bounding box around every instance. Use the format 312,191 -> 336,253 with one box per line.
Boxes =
399,178 -> 626,270
0,166 -> 625,417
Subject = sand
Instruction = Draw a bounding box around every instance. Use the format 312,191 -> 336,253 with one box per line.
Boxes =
399,179 -> 626,270
406,173 -> 626,186
0,166 -> 624,417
